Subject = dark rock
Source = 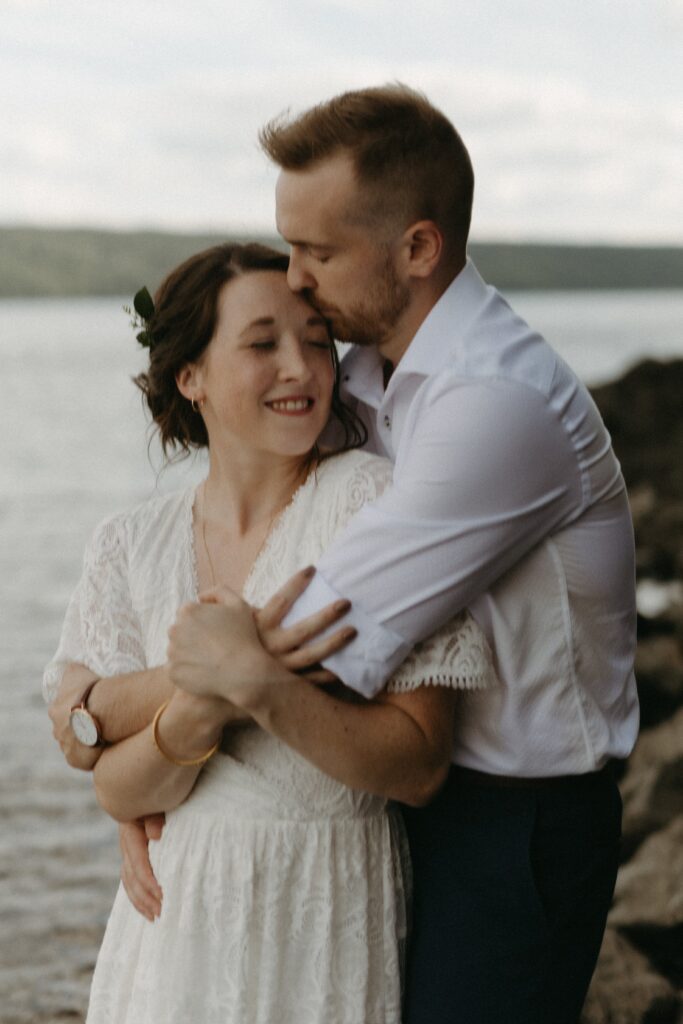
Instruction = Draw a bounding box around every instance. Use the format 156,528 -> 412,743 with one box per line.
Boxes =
620,924 -> 683,991
635,634 -> 683,728
620,711 -> 683,859
591,360 -> 683,503
637,613 -> 678,640
634,503 -> 683,582
592,361 -> 683,609
581,928 -> 681,1023
610,816 -> 683,935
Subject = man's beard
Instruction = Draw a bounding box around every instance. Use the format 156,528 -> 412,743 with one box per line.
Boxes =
306,252 -> 410,348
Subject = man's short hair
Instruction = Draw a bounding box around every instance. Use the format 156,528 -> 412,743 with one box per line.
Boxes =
260,83 -> 474,260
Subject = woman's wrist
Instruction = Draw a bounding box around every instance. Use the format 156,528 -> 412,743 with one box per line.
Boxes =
157,691 -> 229,760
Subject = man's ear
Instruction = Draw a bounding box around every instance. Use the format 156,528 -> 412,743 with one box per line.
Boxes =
402,220 -> 444,280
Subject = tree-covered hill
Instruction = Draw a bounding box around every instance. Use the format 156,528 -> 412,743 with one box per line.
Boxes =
1,226 -> 681,297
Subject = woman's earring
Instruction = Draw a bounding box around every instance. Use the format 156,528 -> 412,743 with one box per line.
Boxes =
191,397 -> 204,414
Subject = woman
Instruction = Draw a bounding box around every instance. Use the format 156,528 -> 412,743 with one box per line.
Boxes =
44,243 -> 493,1024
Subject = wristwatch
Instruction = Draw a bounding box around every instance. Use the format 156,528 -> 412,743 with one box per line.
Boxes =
69,679 -> 106,747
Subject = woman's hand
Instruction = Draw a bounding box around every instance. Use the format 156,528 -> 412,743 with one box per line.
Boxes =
201,567 -> 357,684
119,815 -> 165,922
167,593 -> 269,704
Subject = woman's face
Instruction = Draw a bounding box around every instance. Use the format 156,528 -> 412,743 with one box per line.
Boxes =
183,271 -> 335,461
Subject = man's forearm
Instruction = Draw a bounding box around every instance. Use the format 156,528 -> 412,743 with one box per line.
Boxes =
240,663 -> 453,807
166,597 -> 454,805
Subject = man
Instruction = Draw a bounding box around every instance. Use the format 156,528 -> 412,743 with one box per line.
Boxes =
167,85 -> 638,1024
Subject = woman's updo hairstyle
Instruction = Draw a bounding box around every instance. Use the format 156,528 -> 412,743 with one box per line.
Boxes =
134,242 -> 366,458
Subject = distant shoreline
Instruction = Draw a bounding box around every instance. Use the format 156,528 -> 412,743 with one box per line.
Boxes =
1,226 -> 682,297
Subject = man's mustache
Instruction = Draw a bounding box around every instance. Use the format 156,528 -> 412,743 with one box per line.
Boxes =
301,288 -> 336,321
301,287 -> 321,309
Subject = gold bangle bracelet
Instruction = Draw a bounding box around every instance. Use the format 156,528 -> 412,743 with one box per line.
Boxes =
152,700 -> 220,767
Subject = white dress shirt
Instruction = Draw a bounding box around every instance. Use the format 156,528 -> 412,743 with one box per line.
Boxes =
288,259 -> 639,776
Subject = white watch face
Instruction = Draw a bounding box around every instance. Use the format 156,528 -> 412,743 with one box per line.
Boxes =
70,708 -> 100,747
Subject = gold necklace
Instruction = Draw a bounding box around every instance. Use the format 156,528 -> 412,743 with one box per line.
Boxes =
200,482 -> 220,588
199,469 -> 310,589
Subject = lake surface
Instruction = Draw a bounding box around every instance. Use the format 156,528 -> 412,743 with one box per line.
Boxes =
1,290 -> 682,1021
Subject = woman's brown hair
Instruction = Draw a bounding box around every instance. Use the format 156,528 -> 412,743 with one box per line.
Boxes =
134,242 -> 366,458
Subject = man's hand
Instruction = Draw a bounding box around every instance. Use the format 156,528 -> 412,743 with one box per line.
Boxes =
48,663 -> 102,771
119,815 -> 165,921
202,567 -> 356,684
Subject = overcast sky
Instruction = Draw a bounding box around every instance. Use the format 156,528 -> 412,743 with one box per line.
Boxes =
3,0 -> 682,243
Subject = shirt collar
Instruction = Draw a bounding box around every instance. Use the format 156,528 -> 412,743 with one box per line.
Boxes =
340,258 -> 492,405
394,257 -> 491,379
339,343 -> 386,409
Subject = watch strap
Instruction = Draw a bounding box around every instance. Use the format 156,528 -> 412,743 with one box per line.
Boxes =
72,678 -> 101,713
70,678 -> 106,746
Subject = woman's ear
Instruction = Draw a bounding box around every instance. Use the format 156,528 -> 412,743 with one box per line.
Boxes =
175,362 -> 203,403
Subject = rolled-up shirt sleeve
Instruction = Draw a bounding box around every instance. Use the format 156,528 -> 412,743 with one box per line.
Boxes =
287,375 -> 586,697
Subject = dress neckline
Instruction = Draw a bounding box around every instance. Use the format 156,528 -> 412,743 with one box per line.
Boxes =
186,462 -> 323,604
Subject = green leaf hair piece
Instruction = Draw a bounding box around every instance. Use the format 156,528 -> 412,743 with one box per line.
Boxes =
125,286 -> 156,349
133,287 -> 155,321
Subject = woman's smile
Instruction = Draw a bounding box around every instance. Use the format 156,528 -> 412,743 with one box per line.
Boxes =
265,395 -> 316,415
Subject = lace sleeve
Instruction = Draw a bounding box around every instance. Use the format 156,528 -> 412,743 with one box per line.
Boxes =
385,610 -> 496,693
42,515 -> 147,704
327,452 -> 394,538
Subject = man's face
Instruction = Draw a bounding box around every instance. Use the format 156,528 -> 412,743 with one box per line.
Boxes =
275,152 -> 410,349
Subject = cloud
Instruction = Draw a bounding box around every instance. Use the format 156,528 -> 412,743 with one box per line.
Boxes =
1,2 -> 681,241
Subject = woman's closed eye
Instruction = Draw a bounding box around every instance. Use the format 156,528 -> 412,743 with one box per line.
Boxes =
250,339 -> 276,351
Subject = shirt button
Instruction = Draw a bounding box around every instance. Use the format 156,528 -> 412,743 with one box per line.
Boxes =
384,415 -> 391,429
343,375 -> 350,382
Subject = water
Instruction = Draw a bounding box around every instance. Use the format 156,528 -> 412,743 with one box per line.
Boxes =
508,289 -> 683,385
1,290 -> 682,1021
1,298 -> 209,1022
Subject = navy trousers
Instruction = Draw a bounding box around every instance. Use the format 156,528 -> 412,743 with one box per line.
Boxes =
401,765 -> 622,1024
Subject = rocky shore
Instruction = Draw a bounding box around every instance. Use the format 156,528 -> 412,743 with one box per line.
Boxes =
3,358 -> 680,1024
582,359 -> 683,1024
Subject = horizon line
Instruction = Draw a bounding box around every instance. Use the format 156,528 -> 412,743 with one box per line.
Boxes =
1,222 -> 682,251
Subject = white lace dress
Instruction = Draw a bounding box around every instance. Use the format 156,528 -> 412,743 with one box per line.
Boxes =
44,450 -> 494,1024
